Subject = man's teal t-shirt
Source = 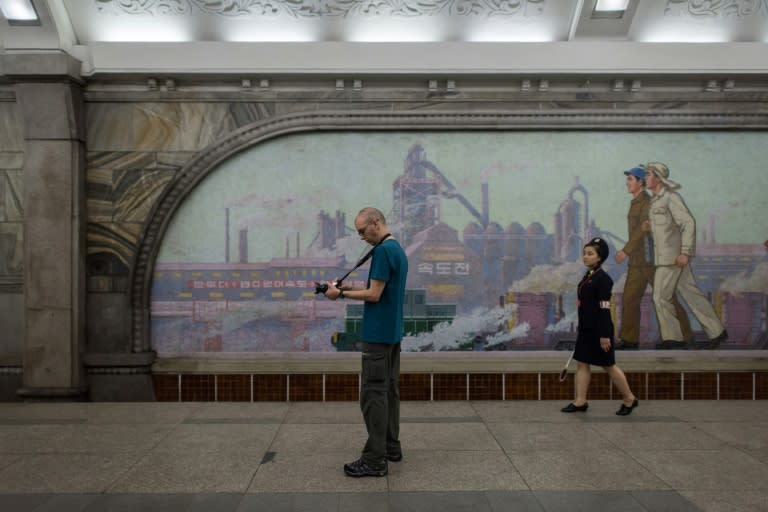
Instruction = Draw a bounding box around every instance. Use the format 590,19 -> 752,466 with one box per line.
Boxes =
361,239 -> 408,344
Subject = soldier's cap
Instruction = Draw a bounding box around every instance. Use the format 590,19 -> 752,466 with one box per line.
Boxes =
623,166 -> 646,181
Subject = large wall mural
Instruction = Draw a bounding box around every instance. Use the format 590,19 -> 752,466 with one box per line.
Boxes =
150,131 -> 768,354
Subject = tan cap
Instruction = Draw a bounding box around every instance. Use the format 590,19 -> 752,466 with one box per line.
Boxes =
645,162 -> 681,190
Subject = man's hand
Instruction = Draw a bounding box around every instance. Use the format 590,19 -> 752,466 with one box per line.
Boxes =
675,254 -> 690,268
615,250 -> 628,264
641,220 -> 651,232
323,281 -> 342,300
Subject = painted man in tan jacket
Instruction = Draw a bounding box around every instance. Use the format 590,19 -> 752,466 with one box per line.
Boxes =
645,162 -> 728,349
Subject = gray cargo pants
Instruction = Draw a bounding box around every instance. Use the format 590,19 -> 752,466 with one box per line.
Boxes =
360,341 -> 401,464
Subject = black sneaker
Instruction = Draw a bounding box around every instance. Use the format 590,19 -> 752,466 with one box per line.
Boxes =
343,458 -> 387,477
386,452 -> 403,462
615,340 -> 639,350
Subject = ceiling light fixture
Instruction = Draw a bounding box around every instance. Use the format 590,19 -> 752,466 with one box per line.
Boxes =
594,0 -> 630,11
0,0 -> 40,25
592,0 -> 629,19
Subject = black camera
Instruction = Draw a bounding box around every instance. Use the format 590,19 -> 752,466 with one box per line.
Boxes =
314,280 -> 342,294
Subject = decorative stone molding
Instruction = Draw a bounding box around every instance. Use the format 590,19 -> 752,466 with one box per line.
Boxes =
665,0 -> 768,18
96,0 -> 546,18
86,366 -> 151,375
0,52 -> 82,82
129,109 -> 768,354
0,275 -> 22,293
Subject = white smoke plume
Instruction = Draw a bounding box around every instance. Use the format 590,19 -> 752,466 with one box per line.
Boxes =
508,262 -> 584,295
402,303 -> 526,352
545,309 -> 578,333
718,261 -> 768,295
484,323 -> 531,348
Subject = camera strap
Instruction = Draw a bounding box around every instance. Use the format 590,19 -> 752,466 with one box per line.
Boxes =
336,233 -> 392,286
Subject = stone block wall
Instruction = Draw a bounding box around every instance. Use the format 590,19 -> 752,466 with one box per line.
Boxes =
0,100 -> 24,370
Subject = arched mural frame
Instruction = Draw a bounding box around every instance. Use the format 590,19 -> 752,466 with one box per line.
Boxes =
129,109 -> 768,354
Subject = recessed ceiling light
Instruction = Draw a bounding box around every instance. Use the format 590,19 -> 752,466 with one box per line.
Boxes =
592,0 -> 630,19
0,0 -> 40,25
594,0 -> 630,11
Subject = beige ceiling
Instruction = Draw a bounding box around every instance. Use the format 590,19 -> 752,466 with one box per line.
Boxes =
1,0 -> 768,76
56,0 -> 768,43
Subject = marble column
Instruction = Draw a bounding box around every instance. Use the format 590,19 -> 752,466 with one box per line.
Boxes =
5,52 -> 87,399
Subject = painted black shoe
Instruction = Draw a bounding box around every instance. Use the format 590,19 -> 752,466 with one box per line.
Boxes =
386,452 -> 403,462
655,340 -> 688,350
615,340 -> 639,350
561,402 -> 588,413
704,330 -> 728,350
343,458 -> 387,478
616,399 -> 639,416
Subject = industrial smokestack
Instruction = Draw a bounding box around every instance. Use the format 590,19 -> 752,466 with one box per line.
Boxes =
336,210 -> 346,240
239,228 -> 248,263
482,182 -> 489,227
296,232 -> 300,259
286,236 -> 289,258
225,208 -> 230,263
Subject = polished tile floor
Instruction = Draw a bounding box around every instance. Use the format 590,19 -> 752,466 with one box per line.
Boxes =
0,400 -> 766,511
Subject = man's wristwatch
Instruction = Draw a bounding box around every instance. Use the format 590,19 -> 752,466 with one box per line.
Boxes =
339,289 -> 345,299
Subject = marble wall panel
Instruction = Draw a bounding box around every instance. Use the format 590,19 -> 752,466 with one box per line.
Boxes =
87,200 -> 113,224
0,222 -> 23,275
87,222 -> 142,268
316,101 -> 394,112
112,169 -> 175,223
87,103 -> 238,152
273,101 -> 322,117
86,104 -> 141,151
23,141 -> 76,309
156,151 -> 196,169
86,292 -> 130,353
87,151 -> 156,171
0,171 -> 23,222
14,84 -> 83,141
0,103 -> 24,152
86,168 -> 114,223
228,103 -> 275,129
0,152 -> 24,169
25,219 -> 73,308
87,152 -> 187,215
23,308 -> 73,388
0,172 -> 7,222
0,294 -> 24,354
